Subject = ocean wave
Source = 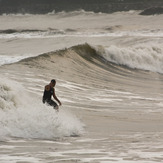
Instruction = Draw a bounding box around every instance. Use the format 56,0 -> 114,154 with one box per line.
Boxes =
0,0 -> 163,15
0,29 -> 45,34
0,28 -> 69,35
23,44 -> 163,73
94,43 -> 163,74
0,28 -> 78,39
0,78 -> 84,140
50,9 -> 97,17
1,27 -> 163,39
18,43 -> 163,74
140,7 -> 163,15
0,55 -> 30,66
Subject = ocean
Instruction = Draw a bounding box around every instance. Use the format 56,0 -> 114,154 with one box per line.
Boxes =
0,7 -> 163,163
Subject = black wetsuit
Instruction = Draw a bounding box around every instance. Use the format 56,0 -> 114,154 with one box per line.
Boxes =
42,86 -> 57,108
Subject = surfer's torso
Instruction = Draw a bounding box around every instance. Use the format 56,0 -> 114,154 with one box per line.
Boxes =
43,85 -> 54,101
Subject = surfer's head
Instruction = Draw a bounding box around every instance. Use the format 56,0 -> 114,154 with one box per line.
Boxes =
50,79 -> 56,87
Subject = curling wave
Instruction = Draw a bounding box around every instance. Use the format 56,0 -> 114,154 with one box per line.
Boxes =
19,43 -> 163,74
94,43 -> 163,74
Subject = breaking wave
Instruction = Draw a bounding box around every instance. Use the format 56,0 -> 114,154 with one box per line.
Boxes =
19,43 -> 163,74
0,78 -> 84,140
0,0 -> 163,15
140,7 -> 163,15
94,43 -> 163,74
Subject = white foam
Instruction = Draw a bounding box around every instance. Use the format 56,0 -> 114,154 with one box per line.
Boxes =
0,55 -> 30,66
0,77 -> 84,140
0,155 -> 40,163
94,43 -> 163,74
0,145 -> 16,149
0,29 -> 163,39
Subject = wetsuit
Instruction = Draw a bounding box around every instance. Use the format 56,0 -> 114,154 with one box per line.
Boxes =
42,86 -> 57,108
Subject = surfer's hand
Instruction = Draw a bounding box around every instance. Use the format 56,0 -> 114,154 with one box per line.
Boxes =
59,101 -> 62,106
42,99 -> 45,104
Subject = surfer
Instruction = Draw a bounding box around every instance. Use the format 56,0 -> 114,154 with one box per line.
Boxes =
42,79 -> 62,110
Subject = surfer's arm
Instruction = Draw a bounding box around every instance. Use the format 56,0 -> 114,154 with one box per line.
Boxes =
53,90 -> 62,106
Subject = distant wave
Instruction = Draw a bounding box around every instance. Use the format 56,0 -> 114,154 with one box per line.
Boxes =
18,43 -> 163,74
0,0 -> 163,15
0,28 -> 79,39
140,7 -> 163,15
1,28 -> 162,39
0,28 -> 76,34
49,9 -> 96,16
0,29 -> 45,34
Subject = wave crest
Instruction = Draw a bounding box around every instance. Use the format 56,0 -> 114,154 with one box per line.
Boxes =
17,43 -> 163,74
94,43 -> 163,74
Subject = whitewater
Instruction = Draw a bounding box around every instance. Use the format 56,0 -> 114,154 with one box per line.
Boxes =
0,10 -> 163,163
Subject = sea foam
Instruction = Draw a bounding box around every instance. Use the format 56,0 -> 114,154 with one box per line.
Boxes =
0,78 -> 84,140
0,55 -> 30,66
94,43 -> 163,74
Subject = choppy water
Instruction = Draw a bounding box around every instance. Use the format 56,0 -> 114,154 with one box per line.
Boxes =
0,11 -> 163,163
